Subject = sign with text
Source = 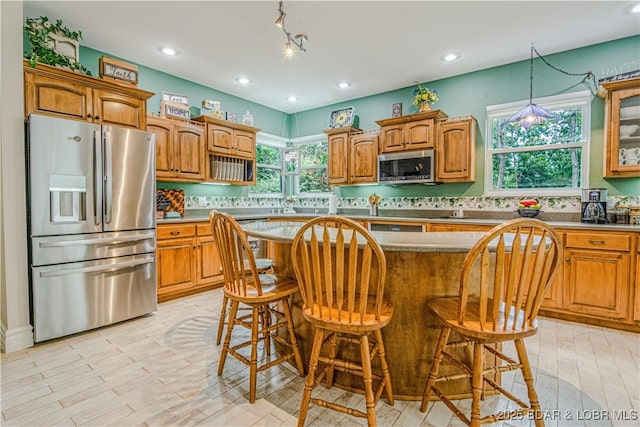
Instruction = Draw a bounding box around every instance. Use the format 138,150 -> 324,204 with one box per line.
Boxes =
161,101 -> 190,121
99,56 -> 138,85
162,91 -> 189,105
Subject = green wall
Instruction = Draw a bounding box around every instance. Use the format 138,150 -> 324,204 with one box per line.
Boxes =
76,36 -> 639,199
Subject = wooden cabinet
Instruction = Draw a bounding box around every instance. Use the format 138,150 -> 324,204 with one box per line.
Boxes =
635,235 -> 640,322
192,115 -> 259,185
436,117 -> 476,182
563,231 -> 632,320
156,222 -> 223,302
24,60 -> 153,129
602,78 -> 640,178
325,126 -> 378,186
376,110 -> 447,153
148,116 -> 206,182
428,223 -> 490,232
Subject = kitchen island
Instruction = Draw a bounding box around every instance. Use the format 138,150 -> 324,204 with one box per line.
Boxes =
240,220 -> 499,401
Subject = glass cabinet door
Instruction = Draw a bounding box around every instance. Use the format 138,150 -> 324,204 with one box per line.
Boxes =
603,79 -> 640,178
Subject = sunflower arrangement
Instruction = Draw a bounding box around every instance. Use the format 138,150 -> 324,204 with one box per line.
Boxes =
412,84 -> 439,107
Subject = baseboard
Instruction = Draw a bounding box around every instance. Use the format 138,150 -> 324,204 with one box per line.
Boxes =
1,320 -> 34,353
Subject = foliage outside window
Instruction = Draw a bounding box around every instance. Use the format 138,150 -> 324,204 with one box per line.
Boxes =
485,92 -> 591,196
295,139 -> 330,195
250,143 -> 282,195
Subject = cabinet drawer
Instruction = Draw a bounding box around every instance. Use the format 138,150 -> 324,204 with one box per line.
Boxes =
157,224 -> 196,240
565,232 -> 631,251
196,223 -> 213,236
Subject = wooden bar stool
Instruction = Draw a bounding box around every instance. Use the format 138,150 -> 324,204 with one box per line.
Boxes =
291,216 -> 394,427
419,218 -> 562,426
210,211 -> 304,403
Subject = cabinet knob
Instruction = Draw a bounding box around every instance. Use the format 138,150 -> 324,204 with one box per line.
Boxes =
87,113 -> 92,118
565,257 -> 571,262
95,115 -> 100,120
170,231 -> 180,236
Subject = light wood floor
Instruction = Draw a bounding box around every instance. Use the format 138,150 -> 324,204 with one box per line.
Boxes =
2,289 -> 639,427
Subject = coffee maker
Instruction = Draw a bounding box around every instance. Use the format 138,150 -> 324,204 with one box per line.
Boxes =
581,188 -> 607,223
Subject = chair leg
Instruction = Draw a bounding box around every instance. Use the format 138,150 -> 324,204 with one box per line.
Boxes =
470,343 -> 484,427
218,300 -> 239,376
282,297 -> 305,376
359,334 -> 377,427
325,331 -> 339,388
249,306 -> 260,404
216,294 -> 228,345
420,326 -> 451,412
515,338 -> 544,427
374,329 -> 394,406
261,305 -> 272,356
298,328 -> 325,427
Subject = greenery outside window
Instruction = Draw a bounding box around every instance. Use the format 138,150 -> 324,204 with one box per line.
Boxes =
293,135 -> 330,195
249,135 -> 285,196
485,91 -> 591,196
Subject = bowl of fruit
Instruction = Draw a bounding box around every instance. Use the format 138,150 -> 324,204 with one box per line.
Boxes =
516,198 -> 542,218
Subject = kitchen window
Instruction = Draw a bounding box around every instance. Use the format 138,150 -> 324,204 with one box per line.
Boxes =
249,134 -> 286,196
485,91 -> 591,196
292,135 -> 330,195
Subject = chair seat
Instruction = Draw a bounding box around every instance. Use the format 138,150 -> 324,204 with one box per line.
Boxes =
303,298 -> 393,333
247,258 -> 273,273
224,274 -> 299,304
428,297 -> 539,342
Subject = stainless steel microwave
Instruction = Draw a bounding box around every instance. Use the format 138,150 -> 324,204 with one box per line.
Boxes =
378,149 -> 435,184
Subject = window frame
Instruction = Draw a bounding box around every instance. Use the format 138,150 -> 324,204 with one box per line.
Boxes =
484,90 -> 592,197
291,133 -> 332,198
248,132 -> 287,198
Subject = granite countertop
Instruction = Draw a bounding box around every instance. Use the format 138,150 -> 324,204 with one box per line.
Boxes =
157,210 -> 640,232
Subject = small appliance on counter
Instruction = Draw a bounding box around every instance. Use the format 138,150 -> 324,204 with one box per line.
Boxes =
581,188 -> 608,223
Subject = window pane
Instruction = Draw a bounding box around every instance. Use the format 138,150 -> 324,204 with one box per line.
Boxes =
493,108 -> 583,149
491,148 -> 582,190
299,141 -> 328,166
299,168 -> 329,193
251,167 -> 282,193
256,145 -> 281,166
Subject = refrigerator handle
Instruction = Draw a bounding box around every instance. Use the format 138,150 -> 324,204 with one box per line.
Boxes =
93,130 -> 101,226
39,258 -> 154,278
104,130 -> 113,224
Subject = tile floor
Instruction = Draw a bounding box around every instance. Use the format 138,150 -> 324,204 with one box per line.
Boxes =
1,289 -> 639,426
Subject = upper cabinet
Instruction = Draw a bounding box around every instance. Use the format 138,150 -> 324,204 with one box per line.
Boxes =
24,60 -> 153,129
325,126 -> 378,186
375,110 -> 448,154
436,117 -> 477,182
602,77 -> 640,178
192,116 -> 260,185
148,116 -> 206,182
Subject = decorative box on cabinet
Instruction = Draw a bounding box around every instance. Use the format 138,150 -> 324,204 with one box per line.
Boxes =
147,116 -> 206,182
192,115 -> 259,185
436,117 -> 477,182
375,110 -> 447,154
325,126 -> 378,186
24,60 -> 153,129
602,77 -> 640,177
156,222 -> 223,302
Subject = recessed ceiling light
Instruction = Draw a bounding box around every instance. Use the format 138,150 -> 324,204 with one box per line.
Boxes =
236,77 -> 251,85
288,96 -> 298,103
631,3 -> 640,13
337,82 -> 351,89
160,46 -> 178,56
442,53 -> 459,62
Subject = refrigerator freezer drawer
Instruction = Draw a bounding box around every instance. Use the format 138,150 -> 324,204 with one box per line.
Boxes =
32,253 -> 157,343
31,230 -> 156,266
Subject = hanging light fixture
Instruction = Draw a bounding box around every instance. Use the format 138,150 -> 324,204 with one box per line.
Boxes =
506,44 -> 600,127
275,0 -> 308,57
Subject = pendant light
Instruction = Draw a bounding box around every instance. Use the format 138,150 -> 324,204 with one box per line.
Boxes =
275,0 -> 308,57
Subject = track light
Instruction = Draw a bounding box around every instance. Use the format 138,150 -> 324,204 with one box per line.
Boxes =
275,1 -> 308,57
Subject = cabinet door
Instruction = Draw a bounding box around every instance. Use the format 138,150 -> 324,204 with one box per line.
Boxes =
405,118 -> 436,150
379,124 -> 405,153
24,72 -> 92,121
207,124 -> 233,154
174,122 -> 205,181
196,236 -> 224,287
147,116 -> 174,179
328,131 -> 349,185
437,119 -> 476,182
234,130 -> 256,159
350,134 -> 378,184
605,85 -> 640,177
563,249 -> 630,319
93,90 -> 144,129
156,236 -> 197,299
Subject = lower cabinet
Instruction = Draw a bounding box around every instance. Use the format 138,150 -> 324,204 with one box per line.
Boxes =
636,236 -> 640,322
156,222 -> 223,302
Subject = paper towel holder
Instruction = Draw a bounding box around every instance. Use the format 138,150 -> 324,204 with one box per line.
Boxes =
328,195 -> 338,215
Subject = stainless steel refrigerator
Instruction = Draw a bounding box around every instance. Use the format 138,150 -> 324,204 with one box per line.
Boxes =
27,113 -> 157,343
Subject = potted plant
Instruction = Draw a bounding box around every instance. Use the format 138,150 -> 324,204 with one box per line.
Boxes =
412,84 -> 438,112
24,16 -> 91,75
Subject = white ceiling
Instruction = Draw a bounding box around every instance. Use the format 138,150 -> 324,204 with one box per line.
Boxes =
23,1 -> 640,113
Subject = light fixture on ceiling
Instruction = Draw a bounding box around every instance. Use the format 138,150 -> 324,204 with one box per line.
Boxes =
631,3 -> 640,13
337,82 -> 351,89
442,53 -> 459,62
236,77 -> 250,85
160,46 -> 178,56
287,96 -> 298,103
506,44 -> 599,127
275,0 -> 308,57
